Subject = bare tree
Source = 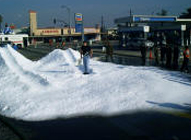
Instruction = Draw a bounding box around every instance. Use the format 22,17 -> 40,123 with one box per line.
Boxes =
157,9 -> 168,16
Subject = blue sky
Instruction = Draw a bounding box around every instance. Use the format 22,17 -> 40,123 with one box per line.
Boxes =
0,0 -> 190,28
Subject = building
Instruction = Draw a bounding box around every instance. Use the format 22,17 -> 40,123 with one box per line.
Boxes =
29,10 -> 101,42
115,15 -> 191,47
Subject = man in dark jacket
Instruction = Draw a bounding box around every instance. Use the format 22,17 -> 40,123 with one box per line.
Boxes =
154,45 -> 159,65
173,44 -> 180,70
140,43 -> 147,65
166,45 -> 172,69
181,46 -> 190,73
80,41 -> 93,74
160,43 -> 166,66
103,39 -> 113,62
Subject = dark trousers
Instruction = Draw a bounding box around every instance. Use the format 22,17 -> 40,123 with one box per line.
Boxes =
106,55 -> 114,62
181,58 -> 189,72
173,57 -> 179,70
141,55 -> 146,65
166,57 -> 172,68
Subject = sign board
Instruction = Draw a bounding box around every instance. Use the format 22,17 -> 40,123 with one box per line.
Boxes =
84,28 -> 98,33
42,30 -> 59,34
119,26 -> 150,33
134,17 -> 176,22
39,29 -> 60,36
75,13 -> 83,22
75,24 -> 83,33
143,26 -> 150,33
181,25 -> 186,31
75,13 -> 83,33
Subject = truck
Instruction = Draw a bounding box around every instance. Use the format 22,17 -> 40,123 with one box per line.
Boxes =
0,34 -> 29,48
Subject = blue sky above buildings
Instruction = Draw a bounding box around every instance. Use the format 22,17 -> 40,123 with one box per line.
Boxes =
0,0 -> 190,28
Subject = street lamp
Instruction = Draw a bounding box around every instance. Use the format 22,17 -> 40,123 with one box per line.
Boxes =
61,5 -> 71,41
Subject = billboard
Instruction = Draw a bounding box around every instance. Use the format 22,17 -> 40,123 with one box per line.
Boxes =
75,24 -> 83,33
75,13 -> 83,33
75,13 -> 83,22
134,16 -> 176,22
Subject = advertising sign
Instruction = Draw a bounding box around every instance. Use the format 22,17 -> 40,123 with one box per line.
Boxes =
75,13 -> 83,22
75,24 -> 83,33
181,25 -> 186,31
143,26 -> 150,33
75,13 -> 83,33
134,16 -> 176,22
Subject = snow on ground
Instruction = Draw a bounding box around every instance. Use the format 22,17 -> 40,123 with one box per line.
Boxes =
0,45 -> 191,121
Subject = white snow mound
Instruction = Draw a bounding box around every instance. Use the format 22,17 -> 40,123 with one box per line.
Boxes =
0,45 -> 191,121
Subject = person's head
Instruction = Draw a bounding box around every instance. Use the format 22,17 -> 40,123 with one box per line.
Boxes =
185,46 -> 189,49
5,23 -> 8,28
83,41 -> 88,46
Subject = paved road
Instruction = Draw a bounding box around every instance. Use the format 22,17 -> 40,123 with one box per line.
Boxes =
1,110 -> 191,140
0,118 -> 21,140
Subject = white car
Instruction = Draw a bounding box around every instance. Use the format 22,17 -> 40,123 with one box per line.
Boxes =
127,38 -> 154,49
144,40 -> 154,48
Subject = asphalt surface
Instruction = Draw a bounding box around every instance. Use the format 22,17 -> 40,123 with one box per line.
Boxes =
1,110 -> 191,140
0,120 -> 20,140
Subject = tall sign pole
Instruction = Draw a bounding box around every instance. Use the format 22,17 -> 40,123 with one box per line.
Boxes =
82,14 -> 84,42
74,13 -> 84,43
130,9 -> 132,27
101,16 -> 105,40
68,8 -> 71,43
61,5 -> 72,42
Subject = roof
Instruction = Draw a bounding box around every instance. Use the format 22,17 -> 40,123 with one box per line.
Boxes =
176,18 -> 191,22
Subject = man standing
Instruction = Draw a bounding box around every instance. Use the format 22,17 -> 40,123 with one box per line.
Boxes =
80,41 -> 93,74
140,43 -> 147,66
160,42 -> 166,66
166,45 -> 172,69
154,45 -> 159,66
103,39 -> 114,62
173,44 -> 180,70
181,46 -> 190,73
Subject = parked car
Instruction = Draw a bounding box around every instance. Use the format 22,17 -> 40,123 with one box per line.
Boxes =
127,38 -> 154,49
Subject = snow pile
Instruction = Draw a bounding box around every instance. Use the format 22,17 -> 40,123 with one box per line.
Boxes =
0,45 -> 191,121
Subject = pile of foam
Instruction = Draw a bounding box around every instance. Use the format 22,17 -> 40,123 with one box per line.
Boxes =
0,45 -> 191,121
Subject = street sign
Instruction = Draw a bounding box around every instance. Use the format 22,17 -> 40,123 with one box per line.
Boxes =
134,16 -> 176,22
181,25 -> 186,31
143,26 -> 150,33
75,13 -> 83,33
75,24 -> 83,33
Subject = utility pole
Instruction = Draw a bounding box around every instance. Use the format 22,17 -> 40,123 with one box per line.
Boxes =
101,16 -> 104,31
130,9 -> 132,27
82,15 -> 84,43
101,15 -> 105,40
61,5 -> 72,42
